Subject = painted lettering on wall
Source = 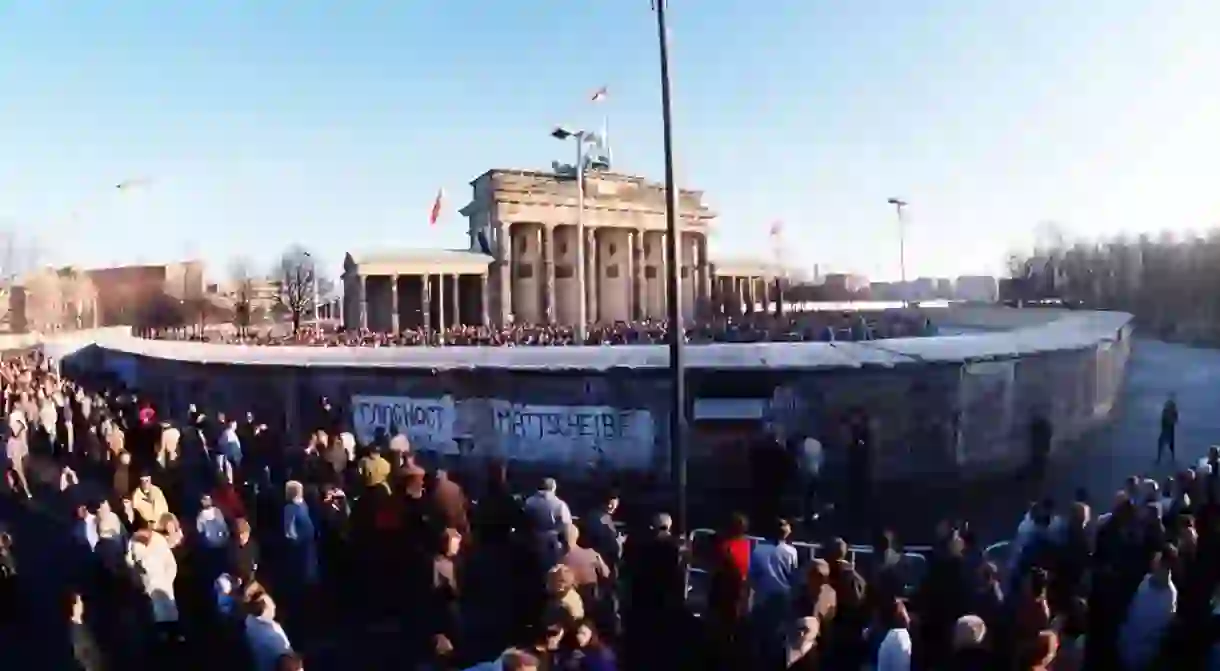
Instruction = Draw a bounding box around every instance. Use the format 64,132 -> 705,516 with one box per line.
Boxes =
351,395 -> 456,454
488,401 -> 653,468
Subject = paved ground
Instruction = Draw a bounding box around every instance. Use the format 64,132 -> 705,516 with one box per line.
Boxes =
3,337 -> 1219,667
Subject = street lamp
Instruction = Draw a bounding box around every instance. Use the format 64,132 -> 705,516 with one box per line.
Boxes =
653,0 -> 689,536
887,197 -> 908,305
551,126 -> 596,343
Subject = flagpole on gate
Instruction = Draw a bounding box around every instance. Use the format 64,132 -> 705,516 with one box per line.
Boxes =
653,0 -> 688,537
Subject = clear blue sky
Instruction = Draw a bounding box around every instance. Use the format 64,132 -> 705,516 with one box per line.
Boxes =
2,1 -> 1217,283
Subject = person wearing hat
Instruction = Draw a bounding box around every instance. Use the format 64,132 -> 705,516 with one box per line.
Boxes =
131,470 -> 170,528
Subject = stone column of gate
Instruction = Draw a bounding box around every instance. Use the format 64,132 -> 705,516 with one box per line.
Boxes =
660,232 -> 670,317
450,273 -> 461,327
735,277 -> 746,316
437,273 -> 447,336
631,228 -> 644,320
421,274 -> 432,332
542,224 -> 556,324
390,274 -> 400,334
585,228 -> 598,326
498,222 -> 513,325
480,273 -> 490,326
698,234 -> 712,317
360,275 -> 370,330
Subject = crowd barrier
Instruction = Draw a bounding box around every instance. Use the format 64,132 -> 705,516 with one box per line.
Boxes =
683,528 -> 1014,615
44,308 -> 1132,482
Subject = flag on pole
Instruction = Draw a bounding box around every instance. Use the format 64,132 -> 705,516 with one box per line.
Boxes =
428,188 -> 444,226
590,86 -> 608,103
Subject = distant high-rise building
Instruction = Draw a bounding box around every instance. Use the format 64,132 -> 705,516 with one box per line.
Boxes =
8,266 -> 100,333
86,261 -> 207,326
870,281 -> 896,300
823,273 -> 870,296
955,275 -> 999,302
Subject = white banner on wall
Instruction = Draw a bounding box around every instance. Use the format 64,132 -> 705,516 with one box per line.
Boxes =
351,395 -> 457,454
488,400 -> 654,469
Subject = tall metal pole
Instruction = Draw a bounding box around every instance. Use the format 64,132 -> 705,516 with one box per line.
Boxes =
655,0 -> 688,536
575,135 -> 588,343
897,204 -> 907,291
888,198 -> 908,306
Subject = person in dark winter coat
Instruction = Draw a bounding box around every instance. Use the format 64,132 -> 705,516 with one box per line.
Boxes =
0,531 -> 17,627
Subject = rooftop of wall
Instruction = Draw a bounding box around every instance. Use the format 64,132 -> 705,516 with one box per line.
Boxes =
76,309 -> 1133,371
0,326 -> 134,355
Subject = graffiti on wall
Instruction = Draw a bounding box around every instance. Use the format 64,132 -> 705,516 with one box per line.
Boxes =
350,395 -> 655,468
489,401 -> 653,467
352,395 -> 458,454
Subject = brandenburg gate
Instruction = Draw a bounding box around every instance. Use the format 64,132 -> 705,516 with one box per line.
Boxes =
342,168 -> 783,331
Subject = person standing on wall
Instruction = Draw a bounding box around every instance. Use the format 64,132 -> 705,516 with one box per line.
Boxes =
1158,393 -> 1178,464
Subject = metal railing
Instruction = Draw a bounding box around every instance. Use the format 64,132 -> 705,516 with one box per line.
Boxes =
683,528 -> 1013,614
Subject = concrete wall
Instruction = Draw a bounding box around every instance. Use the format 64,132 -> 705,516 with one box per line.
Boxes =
62,308 -> 1134,485
75,333 -> 1130,484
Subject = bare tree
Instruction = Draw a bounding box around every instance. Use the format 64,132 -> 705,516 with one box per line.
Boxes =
273,245 -> 332,334
0,227 -> 40,286
1008,223 -> 1220,342
230,257 -> 257,336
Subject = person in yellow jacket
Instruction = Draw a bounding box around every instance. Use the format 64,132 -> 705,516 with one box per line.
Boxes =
131,472 -> 170,528
358,450 -> 391,489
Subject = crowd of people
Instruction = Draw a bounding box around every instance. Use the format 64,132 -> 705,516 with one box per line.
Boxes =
4,346 -> 1220,669
154,310 -> 937,348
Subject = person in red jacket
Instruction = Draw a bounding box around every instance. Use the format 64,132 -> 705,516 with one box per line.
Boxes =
719,513 -> 753,579
212,466 -> 247,524
708,513 -> 753,664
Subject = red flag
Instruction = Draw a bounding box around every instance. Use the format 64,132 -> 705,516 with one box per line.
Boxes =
428,188 -> 444,226
590,86 -> 608,103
